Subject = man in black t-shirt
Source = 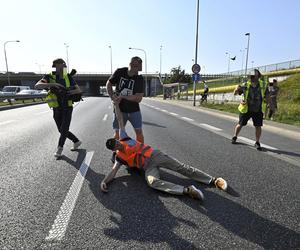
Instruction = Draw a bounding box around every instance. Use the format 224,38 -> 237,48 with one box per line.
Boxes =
106,56 -> 145,143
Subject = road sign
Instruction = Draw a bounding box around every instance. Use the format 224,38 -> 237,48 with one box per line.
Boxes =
192,73 -> 200,82
192,63 -> 201,74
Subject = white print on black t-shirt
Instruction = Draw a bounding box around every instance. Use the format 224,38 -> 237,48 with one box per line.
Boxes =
118,77 -> 135,96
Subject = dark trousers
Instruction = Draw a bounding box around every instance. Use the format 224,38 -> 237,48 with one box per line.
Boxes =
53,107 -> 79,147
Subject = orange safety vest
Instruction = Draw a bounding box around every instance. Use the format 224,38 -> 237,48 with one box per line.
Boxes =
116,138 -> 154,168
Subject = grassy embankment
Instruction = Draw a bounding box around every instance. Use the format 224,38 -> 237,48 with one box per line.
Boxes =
198,74 -> 300,127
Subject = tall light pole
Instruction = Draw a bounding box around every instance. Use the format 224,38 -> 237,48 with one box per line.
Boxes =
64,42 -> 69,73
244,33 -> 250,78
108,45 -> 113,74
240,48 -> 246,75
129,47 -> 147,96
4,40 -> 20,86
160,45 -> 162,75
226,52 -> 231,75
251,60 -> 254,69
193,0 -> 200,107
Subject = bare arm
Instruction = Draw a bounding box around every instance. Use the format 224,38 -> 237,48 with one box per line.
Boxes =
114,103 -> 125,131
100,161 -> 122,192
35,79 -> 65,90
106,80 -> 118,101
120,93 -> 143,103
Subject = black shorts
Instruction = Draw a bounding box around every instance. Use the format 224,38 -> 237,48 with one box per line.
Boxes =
239,111 -> 263,127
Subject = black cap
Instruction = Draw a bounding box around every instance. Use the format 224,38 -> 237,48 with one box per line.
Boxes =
52,58 -> 66,67
106,138 -> 116,150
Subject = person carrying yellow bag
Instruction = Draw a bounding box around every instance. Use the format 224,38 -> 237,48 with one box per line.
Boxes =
231,69 -> 268,150
35,58 -> 82,158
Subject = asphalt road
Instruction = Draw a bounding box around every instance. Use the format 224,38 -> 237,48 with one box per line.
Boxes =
0,97 -> 299,249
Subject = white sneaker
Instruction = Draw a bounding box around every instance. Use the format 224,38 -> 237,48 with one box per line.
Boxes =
71,141 -> 82,151
214,177 -> 228,191
54,146 -> 63,158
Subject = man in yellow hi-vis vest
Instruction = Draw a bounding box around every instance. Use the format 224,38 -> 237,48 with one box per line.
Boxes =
231,69 -> 267,150
35,58 -> 81,158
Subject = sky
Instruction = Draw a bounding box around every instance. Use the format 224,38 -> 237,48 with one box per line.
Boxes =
0,0 -> 299,75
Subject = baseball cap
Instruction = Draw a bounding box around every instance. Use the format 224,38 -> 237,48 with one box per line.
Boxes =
52,58 -> 67,67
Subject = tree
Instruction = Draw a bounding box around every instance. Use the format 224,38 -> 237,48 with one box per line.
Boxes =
164,66 -> 191,84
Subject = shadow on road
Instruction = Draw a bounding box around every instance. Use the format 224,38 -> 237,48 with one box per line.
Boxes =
61,150 -> 299,249
142,121 -> 167,128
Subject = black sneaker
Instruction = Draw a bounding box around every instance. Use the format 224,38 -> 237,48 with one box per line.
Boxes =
231,136 -> 237,144
184,185 -> 204,201
254,141 -> 262,151
111,152 -> 116,163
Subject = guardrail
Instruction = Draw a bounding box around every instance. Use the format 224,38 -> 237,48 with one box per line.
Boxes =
0,94 -> 47,105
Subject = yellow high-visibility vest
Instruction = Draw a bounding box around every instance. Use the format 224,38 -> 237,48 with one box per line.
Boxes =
238,79 -> 267,113
45,73 -> 73,108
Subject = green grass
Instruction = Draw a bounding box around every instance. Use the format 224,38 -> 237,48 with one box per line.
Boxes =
200,73 -> 300,127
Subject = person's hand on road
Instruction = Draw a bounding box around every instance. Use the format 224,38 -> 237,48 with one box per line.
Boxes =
100,181 -> 108,192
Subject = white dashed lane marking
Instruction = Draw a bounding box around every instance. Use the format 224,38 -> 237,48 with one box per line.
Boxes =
103,114 -> 108,121
181,117 -> 194,122
199,123 -> 222,131
45,151 -> 94,241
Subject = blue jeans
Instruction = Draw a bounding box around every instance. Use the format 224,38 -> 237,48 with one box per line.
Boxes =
113,111 -> 142,130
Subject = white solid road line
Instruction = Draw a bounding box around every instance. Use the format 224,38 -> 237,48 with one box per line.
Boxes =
0,120 -> 16,126
239,136 -> 278,150
103,114 -> 108,121
45,151 -> 94,241
199,123 -> 223,131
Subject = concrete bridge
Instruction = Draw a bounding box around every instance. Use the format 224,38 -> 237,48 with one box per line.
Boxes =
0,71 -> 227,96
0,72 -> 163,96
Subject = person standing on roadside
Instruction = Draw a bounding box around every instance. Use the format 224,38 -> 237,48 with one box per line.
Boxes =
35,58 -> 82,158
106,56 -> 145,143
265,79 -> 279,120
231,69 -> 268,150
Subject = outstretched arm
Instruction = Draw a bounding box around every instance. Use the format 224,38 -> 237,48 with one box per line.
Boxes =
100,161 -> 122,192
114,102 -> 125,131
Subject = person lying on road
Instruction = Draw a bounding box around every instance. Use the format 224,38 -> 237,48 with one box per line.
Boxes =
100,102 -> 228,201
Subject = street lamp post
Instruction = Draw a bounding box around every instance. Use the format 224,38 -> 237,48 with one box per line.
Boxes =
226,52 -> 231,75
244,33 -> 250,78
129,47 -> 147,96
240,48 -> 246,75
108,45 -> 113,74
193,0 -> 200,107
4,40 -> 20,86
64,43 -> 70,73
